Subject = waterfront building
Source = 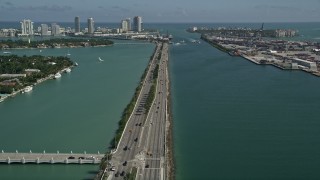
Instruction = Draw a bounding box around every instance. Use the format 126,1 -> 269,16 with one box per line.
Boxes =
126,18 -> 131,31
41,24 -> 49,36
20,19 -> 34,36
51,23 -> 60,36
0,29 -> 16,37
292,58 -> 317,71
275,29 -> 297,37
133,16 -> 142,32
88,17 -> 94,34
75,16 -> 80,33
121,20 -> 129,32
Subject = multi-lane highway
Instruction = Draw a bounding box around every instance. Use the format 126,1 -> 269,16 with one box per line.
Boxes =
105,42 -> 169,180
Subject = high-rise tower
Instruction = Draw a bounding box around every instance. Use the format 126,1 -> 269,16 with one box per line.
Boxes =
75,16 -> 80,33
20,19 -> 34,35
87,17 -> 94,34
133,16 -> 142,32
41,24 -> 49,36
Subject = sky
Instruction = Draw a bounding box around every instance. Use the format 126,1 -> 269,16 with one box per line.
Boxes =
0,0 -> 319,23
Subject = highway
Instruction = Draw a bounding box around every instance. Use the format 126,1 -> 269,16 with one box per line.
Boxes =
105,42 -> 169,180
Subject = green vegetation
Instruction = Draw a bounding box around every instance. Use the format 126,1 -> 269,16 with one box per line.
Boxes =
0,85 -> 13,94
0,55 -> 73,92
0,38 -> 113,49
144,63 -> 159,112
125,167 -> 138,180
144,82 -> 156,112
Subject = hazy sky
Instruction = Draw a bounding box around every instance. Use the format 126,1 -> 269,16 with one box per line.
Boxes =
0,0 -> 319,22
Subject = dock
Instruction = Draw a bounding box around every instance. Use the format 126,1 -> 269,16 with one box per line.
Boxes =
0,151 -> 104,164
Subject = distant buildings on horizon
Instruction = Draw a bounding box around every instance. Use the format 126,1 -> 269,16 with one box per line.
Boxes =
0,16 -> 144,37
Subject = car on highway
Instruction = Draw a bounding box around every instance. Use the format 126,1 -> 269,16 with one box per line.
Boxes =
85,156 -> 96,160
123,161 -> 127,166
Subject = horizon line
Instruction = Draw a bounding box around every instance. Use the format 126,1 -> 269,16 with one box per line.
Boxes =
0,21 -> 320,24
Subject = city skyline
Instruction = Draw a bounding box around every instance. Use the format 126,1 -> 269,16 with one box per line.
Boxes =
0,0 -> 319,23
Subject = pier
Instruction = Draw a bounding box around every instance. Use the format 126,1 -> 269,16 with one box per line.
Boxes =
0,150 -> 104,165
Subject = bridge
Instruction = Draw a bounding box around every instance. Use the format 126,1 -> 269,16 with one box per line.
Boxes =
0,150 -> 104,165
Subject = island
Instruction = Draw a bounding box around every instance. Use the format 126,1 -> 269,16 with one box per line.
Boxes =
0,38 -> 113,49
189,26 -> 320,76
0,55 -> 74,102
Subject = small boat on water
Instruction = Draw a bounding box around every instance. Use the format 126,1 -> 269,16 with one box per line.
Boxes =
67,50 -> 71,56
98,57 -> 104,62
54,73 -> 61,79
65,68 -> 71,73
3,51 -> 11,54
24,86 -> 33,93
75,62 -> 78,66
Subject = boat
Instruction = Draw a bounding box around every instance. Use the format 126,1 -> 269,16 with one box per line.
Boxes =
54,73 -> 61,79
24,86 -> 33,93
65,68 -> 71,73
75,62 -> 78,66
0,98 -> 4,103
98,57 -> 104,62
39,50 -> 42,52
67,50 -> 71,56
3,51 -> 11,54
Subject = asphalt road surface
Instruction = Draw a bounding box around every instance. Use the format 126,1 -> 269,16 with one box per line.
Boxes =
107,42 -> 169,180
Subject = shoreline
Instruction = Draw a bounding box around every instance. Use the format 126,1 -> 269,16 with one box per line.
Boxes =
1,44 -> 113,51
201,36 -> 320,77
165,50 -> 175,180
0,65 -> 74,103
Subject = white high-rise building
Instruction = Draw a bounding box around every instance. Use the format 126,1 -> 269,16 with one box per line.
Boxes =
88,17 -> 94,34
20,19 -> 34,35
121,20 -> 129,32
126,18 -> 131,31
51,23 -> 60,36
41,24 -> 49,36
133,16 -> 142,32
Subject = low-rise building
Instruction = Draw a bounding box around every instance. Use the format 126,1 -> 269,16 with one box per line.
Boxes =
292,58 -> 317,71
0,74 -> 27,78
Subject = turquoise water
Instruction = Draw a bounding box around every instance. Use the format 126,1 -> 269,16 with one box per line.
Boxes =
1,22 -> 320,179
0,41 -> 155,179
168,23 -> 320,179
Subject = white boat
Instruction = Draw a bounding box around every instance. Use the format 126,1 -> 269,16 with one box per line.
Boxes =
24,86 -> 33,93
65,68 -> 71,73
3,51 -> 11,54
98,57 -> 104,62
67,50 -> 71,56
75,62 -> 78,66
39,50 -> 42,52
54,73 -> 61,79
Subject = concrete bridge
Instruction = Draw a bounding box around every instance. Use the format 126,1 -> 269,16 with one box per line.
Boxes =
0,150 -> 104,165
